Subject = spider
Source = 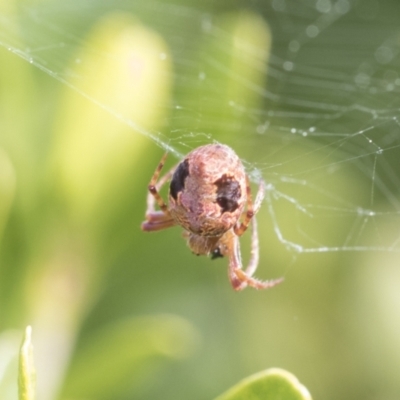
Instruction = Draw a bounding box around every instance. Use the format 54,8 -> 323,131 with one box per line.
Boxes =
141,143 -> 283,291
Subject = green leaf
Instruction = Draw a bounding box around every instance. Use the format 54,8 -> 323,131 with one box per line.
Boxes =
61,314 -> 198,399
215,368 -> 312,400
18,326 -> 36,400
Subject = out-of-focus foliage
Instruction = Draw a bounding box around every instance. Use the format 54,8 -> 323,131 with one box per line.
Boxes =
18,327 -> 35,400
0,151 -> 15,241
0,11 -> 199,400
0,330 -> 21,399
61,316 -> 198,399
0,1 -> 400,400
18,326 -> 312,400
216,369 -> 312,400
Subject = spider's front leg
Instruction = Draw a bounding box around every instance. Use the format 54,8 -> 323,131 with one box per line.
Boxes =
141,153 -> 177,232
141,211 -> 176,231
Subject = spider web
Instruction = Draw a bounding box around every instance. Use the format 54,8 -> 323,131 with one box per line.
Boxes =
1,0 -> 400,260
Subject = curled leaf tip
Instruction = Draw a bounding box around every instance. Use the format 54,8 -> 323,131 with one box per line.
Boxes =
216,367 -> 312,400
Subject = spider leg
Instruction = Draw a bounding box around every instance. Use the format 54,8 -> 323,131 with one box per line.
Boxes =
227,234 -> 248,291
141,211 -> 176,231
233,208 -> 284,291
147,152 -> 171,215
235,269 -> 284,290
253,179 -> 266,214
146,163 -> 176,215
142,153 -> 178,231
244,216 -> 259,277
234,178 -> 265,237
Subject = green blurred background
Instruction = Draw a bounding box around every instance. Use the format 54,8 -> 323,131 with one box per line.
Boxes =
1,0 -> 400,399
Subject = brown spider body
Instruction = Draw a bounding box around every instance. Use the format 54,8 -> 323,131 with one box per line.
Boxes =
169,144 -> 246,237
141,143 -> 283,291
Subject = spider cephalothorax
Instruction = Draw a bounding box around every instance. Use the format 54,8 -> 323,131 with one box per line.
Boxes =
141,143 -> 283,291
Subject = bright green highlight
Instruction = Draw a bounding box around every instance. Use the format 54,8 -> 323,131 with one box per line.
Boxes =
18,326 -> 36,400
216,368 -> 312,400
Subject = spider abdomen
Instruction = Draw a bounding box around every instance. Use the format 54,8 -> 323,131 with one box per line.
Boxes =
168,144 -> 247,236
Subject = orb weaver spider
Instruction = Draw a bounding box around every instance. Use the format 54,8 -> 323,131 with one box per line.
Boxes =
141,144 -> 283,291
